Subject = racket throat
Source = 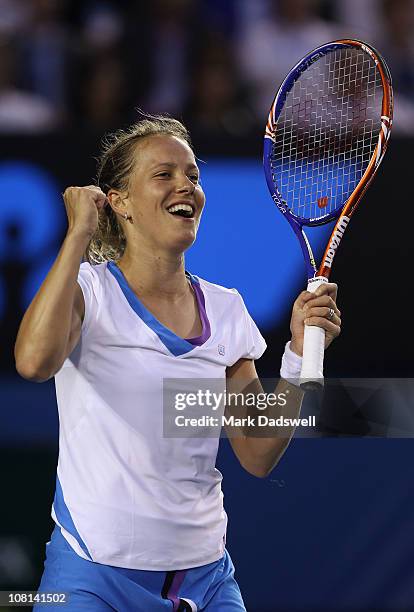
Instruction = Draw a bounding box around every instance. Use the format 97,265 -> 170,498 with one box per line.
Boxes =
320,215 -> 351,274
296,227 -> 318,279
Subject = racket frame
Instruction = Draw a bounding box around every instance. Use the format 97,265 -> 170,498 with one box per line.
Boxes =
263,39 -> 393,386
263,38 -> 393,282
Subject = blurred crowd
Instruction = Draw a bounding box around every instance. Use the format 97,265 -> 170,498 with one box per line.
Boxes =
0,0 -> 413,136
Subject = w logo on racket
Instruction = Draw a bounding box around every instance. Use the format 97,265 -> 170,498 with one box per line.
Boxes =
317,196 -> 329,208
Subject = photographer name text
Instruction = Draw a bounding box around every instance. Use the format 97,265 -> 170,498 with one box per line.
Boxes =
174,415 -> 316,428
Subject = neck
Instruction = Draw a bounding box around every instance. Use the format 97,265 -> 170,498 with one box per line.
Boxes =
117,245 -> 189,299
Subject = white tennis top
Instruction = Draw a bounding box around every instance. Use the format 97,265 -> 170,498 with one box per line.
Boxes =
52,261 -> 266,570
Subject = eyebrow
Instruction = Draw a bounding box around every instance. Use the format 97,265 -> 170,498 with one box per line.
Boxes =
150,162 -> 199,171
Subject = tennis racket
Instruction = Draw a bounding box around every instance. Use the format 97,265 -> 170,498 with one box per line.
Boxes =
263,39 -> 393,387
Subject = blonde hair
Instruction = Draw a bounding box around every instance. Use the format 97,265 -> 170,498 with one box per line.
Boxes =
86,114 -> 192,264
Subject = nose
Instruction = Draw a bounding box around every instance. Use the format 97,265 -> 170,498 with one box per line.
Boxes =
176,173 -> 195,194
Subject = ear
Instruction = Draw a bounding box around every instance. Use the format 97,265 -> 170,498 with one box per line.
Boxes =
107,189 -> 128,217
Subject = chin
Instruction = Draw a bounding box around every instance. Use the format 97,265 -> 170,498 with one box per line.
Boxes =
170,232 -> 197,254
157,222 -> 199,254
177,239 -> 197,254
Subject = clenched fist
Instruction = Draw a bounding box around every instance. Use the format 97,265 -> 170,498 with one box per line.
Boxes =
62,185 -> 107,240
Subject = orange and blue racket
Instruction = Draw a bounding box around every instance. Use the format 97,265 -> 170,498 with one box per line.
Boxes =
263,39 -> 393,387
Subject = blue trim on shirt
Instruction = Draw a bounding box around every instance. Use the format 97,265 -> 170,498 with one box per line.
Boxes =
107,262 -> 203,357
186,271 -> 200,285
53,476 -> 92,560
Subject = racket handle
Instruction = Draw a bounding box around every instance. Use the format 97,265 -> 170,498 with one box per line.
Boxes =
300,277 -> 327,389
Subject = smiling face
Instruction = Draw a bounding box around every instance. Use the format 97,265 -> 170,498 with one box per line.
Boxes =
119,134 -> 205,256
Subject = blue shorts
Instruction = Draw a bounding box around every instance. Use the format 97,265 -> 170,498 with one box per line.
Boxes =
34,526 -> 246,611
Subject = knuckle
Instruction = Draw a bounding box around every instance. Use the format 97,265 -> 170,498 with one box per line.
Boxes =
295,292 -> 307,306
86,185 -> 101,193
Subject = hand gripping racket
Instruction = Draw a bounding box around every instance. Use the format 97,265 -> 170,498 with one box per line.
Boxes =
263,39 -> 393,387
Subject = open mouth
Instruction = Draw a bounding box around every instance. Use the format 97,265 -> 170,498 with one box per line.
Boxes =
166,203 -> 195,219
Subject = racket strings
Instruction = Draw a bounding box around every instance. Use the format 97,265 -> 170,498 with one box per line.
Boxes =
271,47 -> 383,222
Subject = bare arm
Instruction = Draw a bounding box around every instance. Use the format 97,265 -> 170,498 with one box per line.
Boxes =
225,358 -> 304,478
225,284 -> 341,477
14,186 -> 107,382
15,234 -> 87,381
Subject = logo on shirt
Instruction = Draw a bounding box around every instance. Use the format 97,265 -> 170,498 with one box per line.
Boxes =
218,344 -> 225,356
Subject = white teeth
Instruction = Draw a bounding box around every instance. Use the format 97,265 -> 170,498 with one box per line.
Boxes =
167,204 -> 194,214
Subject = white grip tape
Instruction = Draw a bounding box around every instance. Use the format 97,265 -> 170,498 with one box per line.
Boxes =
300,277 -> 327,385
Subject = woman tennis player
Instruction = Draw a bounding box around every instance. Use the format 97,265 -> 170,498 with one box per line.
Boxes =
15,115 -> 341,611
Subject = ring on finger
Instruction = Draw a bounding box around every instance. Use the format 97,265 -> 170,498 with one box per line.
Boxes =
327,307 -> 335,321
